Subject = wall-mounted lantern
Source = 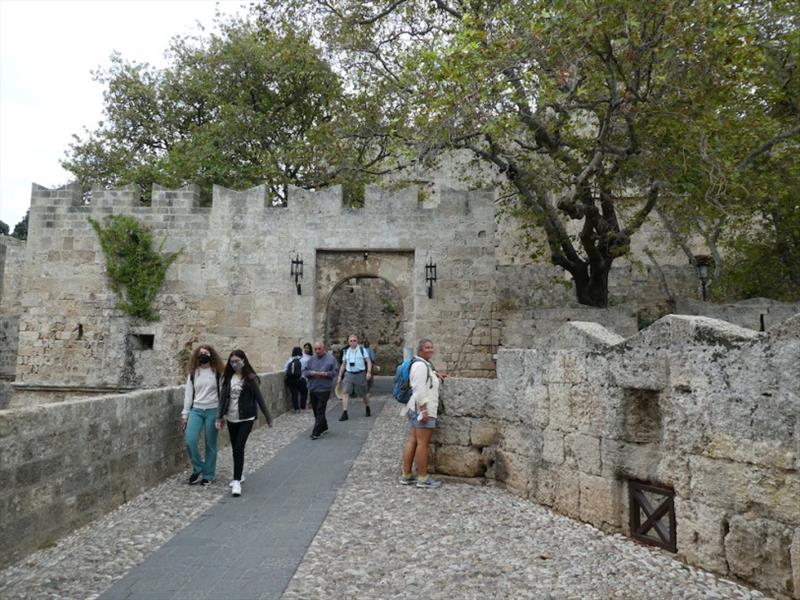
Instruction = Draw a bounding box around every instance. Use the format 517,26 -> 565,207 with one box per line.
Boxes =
290,253 -> 303,295
694,254 -> 711,301
425,258 -> 437,299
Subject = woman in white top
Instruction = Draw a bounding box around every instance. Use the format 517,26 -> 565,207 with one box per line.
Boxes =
400,338 -> 445,489
181,344 -> 224,485
216,350 -> 272,497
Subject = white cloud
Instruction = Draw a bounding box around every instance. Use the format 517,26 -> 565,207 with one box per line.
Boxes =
0,0 -> 248,229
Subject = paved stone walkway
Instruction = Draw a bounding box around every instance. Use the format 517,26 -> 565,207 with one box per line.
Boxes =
0,391 -> 769,599
99,399 -> 384,600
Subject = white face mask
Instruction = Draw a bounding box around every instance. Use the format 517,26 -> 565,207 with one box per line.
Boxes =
230,362 -> 243,371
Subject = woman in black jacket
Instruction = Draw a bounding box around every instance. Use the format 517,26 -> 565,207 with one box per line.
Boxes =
216,349 -> 272,497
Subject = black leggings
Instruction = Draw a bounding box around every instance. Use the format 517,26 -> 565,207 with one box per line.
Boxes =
226,419 -> 254,481
288,379 -> 307,410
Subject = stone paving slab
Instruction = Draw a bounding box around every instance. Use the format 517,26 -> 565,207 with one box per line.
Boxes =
99,399 -> 384,600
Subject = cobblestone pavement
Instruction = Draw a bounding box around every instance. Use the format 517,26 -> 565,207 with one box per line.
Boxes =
284,400 -> 767,600
1,395 -> 769,599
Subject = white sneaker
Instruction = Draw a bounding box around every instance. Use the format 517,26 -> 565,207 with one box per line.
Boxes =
231,480 -> 242,497
229,475 -> 245,486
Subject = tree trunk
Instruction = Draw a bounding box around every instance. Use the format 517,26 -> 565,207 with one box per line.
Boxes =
571,262 -> 610,307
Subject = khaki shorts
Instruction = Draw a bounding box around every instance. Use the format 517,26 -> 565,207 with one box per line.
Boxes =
343,370 -> 367,397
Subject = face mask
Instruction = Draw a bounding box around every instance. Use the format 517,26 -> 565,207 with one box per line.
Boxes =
198,354 -> 211,364
231,362 -> 243,371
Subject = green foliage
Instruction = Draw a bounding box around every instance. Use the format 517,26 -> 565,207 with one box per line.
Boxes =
63,16 -> 382,203
11,210 -> 28,240
88,215 -> 180,321
0,221 -> 8,235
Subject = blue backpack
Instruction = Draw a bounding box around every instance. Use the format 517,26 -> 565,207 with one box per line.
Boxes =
393,358 -> 431,404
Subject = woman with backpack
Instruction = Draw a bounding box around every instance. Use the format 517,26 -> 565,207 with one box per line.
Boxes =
400,338 -> 445,489
181,344 -> 225,486
284,346 -> 307,413
216,349 -> 273,497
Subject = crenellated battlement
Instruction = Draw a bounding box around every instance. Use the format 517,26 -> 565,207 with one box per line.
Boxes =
26,181 -> 494,220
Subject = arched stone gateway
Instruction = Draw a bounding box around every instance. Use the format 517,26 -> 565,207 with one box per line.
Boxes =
6,183 -> 502,403
315,250 -> 414,367
325,276 -> 405,369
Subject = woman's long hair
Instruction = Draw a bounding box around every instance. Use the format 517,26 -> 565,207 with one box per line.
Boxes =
291,346 -> 302,357
223,349 -> 259,383
185,344 -> 224,376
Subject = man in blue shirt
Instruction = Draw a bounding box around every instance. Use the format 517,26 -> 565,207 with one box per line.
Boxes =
337,334 -> 373,421
303,341 -> 339,439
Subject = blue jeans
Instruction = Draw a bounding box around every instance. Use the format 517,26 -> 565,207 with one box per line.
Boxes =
185,407 -> 219,480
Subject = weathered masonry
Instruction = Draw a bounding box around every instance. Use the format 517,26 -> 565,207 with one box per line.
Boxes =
434,315 -> 800,599
7,182 -> 498,404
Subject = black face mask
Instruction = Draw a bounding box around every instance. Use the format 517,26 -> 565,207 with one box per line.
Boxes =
198,354 -> 211,365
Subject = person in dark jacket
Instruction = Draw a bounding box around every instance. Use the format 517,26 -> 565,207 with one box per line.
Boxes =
216,349 -> 272,497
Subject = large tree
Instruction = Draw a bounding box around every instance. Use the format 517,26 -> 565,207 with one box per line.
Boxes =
261,0 -> 799,306
652,0 -> 799,300
63,16 -> 389,203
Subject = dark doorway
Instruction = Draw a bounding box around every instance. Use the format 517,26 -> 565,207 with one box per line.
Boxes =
325,276 -> 404,371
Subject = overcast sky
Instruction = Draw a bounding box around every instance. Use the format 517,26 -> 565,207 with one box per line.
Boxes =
0,0 -> 248,230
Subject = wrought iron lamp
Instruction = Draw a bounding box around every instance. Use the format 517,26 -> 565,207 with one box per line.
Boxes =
425,258 -> 437,299
290,253 -> 303,295
694,254 -> 711,301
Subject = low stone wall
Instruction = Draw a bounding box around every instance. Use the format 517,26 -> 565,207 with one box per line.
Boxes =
434,314 -> 800,599
0,372 -> 289,568
676,297 -> 800,332
499,304 -> 638,348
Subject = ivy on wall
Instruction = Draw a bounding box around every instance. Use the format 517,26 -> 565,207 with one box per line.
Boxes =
89,215 -> 180,321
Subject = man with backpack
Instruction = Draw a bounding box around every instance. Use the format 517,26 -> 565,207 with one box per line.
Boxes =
336,334 -> 373,421
397,338 -> 446,489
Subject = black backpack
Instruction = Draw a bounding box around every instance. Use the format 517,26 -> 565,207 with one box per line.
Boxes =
285,357 -> 302,384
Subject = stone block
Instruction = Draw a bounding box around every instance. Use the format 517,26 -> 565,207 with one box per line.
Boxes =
579,473 -> 622,529
547,383 -> 572,431
689,456 -> 800,524
434,417 -> 470,445
439,378 -> 496,418
674,498 -> 729,573
565,432 -> 601,475
567,383 -> 606,434
542,428 -> 565,465
435,444 -> 484,477
470,420 -> 498,447
552,466 -> 581,519
702,432 -> 797,471
601,438 -> 664,482
494,448 -> 531,496
724,514 -> 794,598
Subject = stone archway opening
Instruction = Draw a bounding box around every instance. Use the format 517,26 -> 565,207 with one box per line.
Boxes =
325,276 -> 405,370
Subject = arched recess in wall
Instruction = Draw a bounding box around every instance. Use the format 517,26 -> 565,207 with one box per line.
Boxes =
324,275 -> 405,370
314,249 -> 415,366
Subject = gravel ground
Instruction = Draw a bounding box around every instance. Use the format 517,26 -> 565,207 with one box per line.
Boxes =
0,397 -> 769,599
0,408 -> 315,600
283,400 -> 768,600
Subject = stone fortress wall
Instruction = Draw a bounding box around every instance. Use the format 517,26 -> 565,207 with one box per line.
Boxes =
434,314 -> 800,599
2,181 -> 498,404
0,173 -> 720,406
